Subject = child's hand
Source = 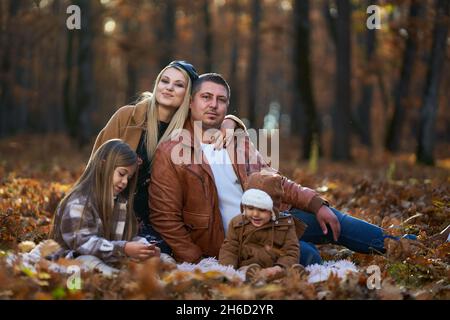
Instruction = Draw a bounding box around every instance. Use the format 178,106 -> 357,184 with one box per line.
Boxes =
125,241 -> 161,261
147,243 -> 161,259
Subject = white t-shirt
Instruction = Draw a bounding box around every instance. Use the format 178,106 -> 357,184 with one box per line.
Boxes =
201,143 -> 243,234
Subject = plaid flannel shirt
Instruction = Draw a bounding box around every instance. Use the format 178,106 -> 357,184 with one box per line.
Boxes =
53,194 -> 146,264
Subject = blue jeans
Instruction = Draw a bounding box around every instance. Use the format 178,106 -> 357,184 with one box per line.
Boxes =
290,208 -> 417,266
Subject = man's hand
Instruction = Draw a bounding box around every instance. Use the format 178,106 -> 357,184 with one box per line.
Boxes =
316,205 -> 341,242
214,118 -> 237,150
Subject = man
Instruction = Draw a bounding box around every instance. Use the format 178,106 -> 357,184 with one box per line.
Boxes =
149,73 -> 430,264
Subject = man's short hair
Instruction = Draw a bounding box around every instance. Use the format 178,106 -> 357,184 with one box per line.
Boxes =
192,73 -> 231,101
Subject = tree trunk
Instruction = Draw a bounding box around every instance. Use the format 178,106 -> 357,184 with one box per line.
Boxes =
123,19 -> 139,102
228,0 -> 240,115
76,0 -> 95,145
63,0 -> 96,146
63,22 -> 75,138
203,0 -> 212,72
385,0 -> 422,152
48,0 -> 64,132
332,0 -> 352,161
293,0 -> 321,160
157,0 -> 175,69
15,34 -> 30,134
416,0 -> 449,165
0,0 -> 21,137
323,0 -> 337,44
355,0 -> 377,147
246,0 -> 261,128
126,62 -> 138,103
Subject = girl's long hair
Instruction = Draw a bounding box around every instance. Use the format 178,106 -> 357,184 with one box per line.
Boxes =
140,65 -> 192,164
50,139 -> 138,241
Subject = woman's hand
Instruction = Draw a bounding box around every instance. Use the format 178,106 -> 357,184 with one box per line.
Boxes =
214,118 -> 237,150
124,241 -> 161,261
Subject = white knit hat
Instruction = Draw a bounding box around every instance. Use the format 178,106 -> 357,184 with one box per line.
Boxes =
241,188 -> 273,212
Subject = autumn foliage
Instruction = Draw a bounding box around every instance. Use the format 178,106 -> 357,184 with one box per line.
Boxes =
0,136 -> 448,300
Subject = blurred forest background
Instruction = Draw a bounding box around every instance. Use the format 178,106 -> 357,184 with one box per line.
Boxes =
0,0 -> 449,166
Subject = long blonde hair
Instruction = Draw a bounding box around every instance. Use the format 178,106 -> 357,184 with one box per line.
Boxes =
51,139 -> 138,240
141,65 -> 192,163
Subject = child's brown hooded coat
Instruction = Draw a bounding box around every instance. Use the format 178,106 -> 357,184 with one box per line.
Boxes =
219,172 -> 304,269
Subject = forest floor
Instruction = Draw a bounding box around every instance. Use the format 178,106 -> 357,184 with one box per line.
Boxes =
0,134 -> 449,300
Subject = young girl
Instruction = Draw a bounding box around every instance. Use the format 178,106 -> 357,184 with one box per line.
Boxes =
219,172 -> 305,282
50,139 -> 161,274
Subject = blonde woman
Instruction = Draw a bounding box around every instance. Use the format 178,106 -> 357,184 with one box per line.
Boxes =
51,139 -> 160,274
91,61 -> 245,253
